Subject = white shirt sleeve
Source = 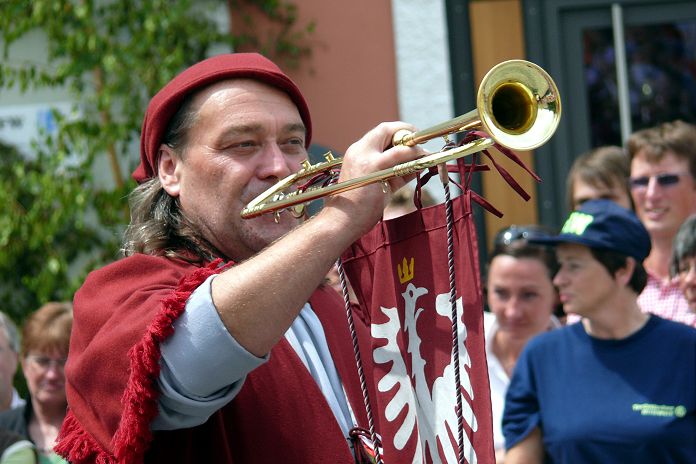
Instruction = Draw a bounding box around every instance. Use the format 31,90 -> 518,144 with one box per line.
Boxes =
152,274 -> 268,430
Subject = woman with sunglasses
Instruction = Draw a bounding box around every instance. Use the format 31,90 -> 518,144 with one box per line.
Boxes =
0,303 -> 72,464
484,225 -> 561,463
503,200 -> 696,463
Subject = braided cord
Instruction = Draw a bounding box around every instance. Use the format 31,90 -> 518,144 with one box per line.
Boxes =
336,258 -> 385,464
442,177 -> 466,464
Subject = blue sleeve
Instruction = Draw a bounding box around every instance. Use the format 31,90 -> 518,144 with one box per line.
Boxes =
502,342 -> 541,450
152,274 -> 269,431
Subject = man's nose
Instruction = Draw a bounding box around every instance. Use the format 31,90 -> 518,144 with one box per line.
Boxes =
258,143 -> 296,179
644,176 -> 664,199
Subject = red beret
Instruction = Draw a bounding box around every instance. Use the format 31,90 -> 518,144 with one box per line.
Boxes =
133,53 -> 312,183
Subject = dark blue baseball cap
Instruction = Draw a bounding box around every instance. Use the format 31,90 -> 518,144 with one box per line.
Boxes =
530,199 -> 651,261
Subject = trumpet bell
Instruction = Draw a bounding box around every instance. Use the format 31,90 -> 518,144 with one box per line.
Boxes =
478,59 -> 561,151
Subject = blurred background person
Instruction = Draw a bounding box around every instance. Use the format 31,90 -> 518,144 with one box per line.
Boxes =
504,200 -> 696,463
566,145 -> 632,211
671,214 -> 696,311
0,313 -> 24,413
0,303 -> 72,464
565,146 -> 632,324
382,183 -> 435,220
484,225 -> 561,463
0,429 -> 36,464
627,120 -> 696,326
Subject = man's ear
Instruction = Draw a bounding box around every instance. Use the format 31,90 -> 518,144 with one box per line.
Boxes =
158,144 -> 181,197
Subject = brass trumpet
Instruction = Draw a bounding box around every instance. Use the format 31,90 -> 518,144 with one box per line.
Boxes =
241,59 -> 561,220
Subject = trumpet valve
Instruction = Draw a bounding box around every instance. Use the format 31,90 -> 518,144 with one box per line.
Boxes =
392,129 -> 415,147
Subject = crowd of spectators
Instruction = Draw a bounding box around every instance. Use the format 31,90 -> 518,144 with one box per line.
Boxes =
484,119 -> 696,463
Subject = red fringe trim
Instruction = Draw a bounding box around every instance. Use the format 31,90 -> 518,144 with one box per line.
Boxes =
56,259 -> 228,464
55,411 -> 115,464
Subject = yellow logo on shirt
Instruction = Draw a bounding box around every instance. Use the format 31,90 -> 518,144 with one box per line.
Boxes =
632,403 -> 687,418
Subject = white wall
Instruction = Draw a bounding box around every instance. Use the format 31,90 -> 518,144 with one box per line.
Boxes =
391,0 -> 454,149
391,0 -> 454,201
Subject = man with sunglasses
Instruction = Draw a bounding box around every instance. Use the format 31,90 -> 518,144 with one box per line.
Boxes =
627,120 -> 696,327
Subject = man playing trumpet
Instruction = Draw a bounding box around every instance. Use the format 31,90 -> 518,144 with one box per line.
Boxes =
55,53 -> 425,463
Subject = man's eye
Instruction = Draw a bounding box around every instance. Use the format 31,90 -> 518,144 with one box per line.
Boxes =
281,139 -> 306,155
227,141 -> 259,154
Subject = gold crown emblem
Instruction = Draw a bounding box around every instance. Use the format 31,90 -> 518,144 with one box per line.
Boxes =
398,257 -> 414,284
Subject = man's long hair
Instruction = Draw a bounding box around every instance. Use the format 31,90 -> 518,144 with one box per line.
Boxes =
121,178 -> 220,263
121,92 -> 222,263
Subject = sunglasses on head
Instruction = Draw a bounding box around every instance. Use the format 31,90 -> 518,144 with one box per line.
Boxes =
494,225 -> 551,247
629,172 -> 685,190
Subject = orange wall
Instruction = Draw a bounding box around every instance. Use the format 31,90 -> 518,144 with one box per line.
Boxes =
470,0 -> 540,250
232,1 -> 400,155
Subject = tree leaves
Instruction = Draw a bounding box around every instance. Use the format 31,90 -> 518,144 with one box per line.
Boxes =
0,0 -> 313,321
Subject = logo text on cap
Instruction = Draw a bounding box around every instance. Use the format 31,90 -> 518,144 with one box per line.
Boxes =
561,212 -> 594,236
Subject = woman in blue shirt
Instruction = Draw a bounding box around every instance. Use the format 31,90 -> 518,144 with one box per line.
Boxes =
503,199 -> 696,463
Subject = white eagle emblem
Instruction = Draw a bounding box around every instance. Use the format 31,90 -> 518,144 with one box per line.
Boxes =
371,282 -> 478,464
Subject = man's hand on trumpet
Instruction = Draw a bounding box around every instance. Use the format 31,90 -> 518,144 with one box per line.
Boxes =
323,121 -> 427,237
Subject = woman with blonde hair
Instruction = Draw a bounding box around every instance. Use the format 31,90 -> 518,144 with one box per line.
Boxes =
0,303 -> 72,464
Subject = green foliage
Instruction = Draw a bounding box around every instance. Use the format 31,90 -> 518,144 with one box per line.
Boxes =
0,0 -> 313,323
0,139 -> 101,322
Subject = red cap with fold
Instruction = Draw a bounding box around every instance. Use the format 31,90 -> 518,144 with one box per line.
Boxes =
133,53 -> 312,183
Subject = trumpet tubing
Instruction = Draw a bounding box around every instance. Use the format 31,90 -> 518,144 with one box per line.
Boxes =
241,59 -> 561,220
